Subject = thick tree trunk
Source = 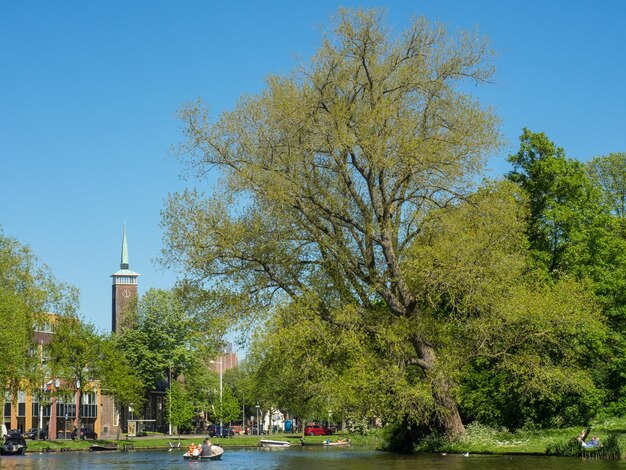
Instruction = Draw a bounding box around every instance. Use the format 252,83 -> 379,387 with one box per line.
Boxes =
416,340 -> 465,439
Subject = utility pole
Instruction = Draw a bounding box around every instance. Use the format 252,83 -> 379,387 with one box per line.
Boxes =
168,365 -> 172,436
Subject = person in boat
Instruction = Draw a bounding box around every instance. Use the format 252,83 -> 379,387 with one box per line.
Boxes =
188,442 -> 196,455
201,438 -> 212,456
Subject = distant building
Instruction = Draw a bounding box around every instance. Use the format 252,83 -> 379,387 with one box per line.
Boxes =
100,226 -> 146,437
209,343 -> 239,373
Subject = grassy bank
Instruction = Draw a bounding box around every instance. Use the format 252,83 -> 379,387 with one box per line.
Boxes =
24,418 -> 626,458
415,417 -> 626,456
24,432 -> 372,453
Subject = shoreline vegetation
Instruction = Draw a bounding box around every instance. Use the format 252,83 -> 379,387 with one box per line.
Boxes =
21,417 -> 626,459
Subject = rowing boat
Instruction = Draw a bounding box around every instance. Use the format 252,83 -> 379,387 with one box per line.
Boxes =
259,439 -> 291,448
182,445 -> 224,460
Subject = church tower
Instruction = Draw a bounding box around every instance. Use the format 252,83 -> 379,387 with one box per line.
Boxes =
111,225 -> 139,333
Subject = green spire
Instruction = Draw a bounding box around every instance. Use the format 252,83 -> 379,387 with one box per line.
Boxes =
120,224 -> 129,270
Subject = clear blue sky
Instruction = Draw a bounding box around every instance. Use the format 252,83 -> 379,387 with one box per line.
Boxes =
1,1 -> 625,335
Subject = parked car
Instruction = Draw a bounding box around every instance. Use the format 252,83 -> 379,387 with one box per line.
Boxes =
245,426 -> 264,435
24,428 -> 47,440
231,425 -> 243,435
207,425 -> 234,438
304,424 -> 332,436
71,427 -> 98,440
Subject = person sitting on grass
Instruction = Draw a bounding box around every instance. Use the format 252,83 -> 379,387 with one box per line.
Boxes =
576,428 -> 592,446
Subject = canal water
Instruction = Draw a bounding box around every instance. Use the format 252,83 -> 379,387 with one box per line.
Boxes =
2,447 -> 626,469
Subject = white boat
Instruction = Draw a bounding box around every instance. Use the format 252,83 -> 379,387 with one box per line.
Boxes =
259,439 -> 291,448
182,445 -> 224,460
323,440 -> 351,447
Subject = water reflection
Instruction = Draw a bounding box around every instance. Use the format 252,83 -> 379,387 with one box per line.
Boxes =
2,448 -> 626,469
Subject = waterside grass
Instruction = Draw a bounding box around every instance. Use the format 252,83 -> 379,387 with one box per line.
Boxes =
22,417 -> 626,459
24,432 -> 364,453
415,418 -> 626,457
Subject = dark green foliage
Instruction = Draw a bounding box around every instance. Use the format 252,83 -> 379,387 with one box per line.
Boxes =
507,128 -> 606,274
460,357 -> 602,430
506,131 -> 626,429
166,380 -> 195,437
380,420 -> 427,453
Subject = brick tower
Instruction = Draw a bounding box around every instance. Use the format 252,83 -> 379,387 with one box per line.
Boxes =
111,225 -> 139,333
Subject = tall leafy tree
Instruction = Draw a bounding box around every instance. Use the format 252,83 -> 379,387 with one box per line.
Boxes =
507,128 -> 605,273
0,230 -> 78,425
587,152 -> 626,222
404,181 -> 606,428
162,8 -> 500,438
245,181 -> 607,433
97,336 -> 146,439
116,288 -> 216,393
165,381 -> 195,438
507,132 -> 626,417
47,314 -> 102,432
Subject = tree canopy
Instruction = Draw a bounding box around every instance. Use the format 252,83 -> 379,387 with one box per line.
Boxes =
162,8 -> 502,437
0,229 -> 79,419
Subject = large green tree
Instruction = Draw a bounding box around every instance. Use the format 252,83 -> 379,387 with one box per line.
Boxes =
246,182 -> 606,432
47,314 -> 102,432
165,380 -> 195,437
116,288 -> 217,393
97,336 -> 146,439
507,128 -> 606,274
162,9 -> 500,437
587,152 -> 626,222
507,132 -> 626,416
404,181 -> 606,429
0,230 -> 78,425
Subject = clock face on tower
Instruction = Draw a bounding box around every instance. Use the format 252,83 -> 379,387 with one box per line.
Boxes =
122,288 -> 132,299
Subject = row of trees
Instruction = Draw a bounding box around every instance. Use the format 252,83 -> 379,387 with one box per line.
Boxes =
0,231 -> 150,435
0,232 -> 241,436
158,7 -> 626,443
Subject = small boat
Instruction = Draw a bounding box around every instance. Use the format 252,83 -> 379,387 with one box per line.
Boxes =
183,445 -> 224,461
90,444 -> 118,451
259,439 -> 291,448
0,432 -> 27,455
323,439 -> 351,447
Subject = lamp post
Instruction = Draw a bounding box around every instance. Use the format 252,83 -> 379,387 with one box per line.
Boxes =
210,359 -> 223,436
38,340 -> 44,439
255,404 -> 260,436
168,365 -> 172,436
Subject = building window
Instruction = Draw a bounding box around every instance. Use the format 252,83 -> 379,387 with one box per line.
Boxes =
114,403 -> 119,427
82,392 -> 97,405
